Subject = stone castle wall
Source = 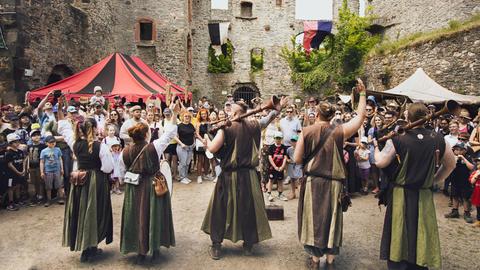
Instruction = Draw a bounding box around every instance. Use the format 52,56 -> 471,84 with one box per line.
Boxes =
0,0 -> 117,103
364,25 -> 480,95
367,0 -> 480,41
191,0 -> 359,103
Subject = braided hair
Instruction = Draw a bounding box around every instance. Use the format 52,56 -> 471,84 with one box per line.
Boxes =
74,117 -> 97,153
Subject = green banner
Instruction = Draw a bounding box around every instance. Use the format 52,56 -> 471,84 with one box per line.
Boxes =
0,26 -> 7,49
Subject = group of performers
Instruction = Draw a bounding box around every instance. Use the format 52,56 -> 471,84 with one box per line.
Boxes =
58,79 -> 456,270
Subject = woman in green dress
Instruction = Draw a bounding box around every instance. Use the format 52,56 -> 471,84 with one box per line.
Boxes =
119,120 -> 178,264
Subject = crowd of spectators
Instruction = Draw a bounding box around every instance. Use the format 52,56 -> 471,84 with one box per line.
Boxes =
0,87 -> 479,228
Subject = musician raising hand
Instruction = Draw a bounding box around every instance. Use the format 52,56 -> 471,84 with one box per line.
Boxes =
201,96 -> 288,260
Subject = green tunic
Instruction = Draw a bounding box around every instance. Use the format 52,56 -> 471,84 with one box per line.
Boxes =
380,128 -> 445,268
201,119 -> 272,244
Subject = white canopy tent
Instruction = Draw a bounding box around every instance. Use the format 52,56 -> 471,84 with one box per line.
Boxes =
384,68 -> 480,104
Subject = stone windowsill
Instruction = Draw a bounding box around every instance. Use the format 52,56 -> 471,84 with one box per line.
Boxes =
136,42 -> 156,47
235,16 -> 258,21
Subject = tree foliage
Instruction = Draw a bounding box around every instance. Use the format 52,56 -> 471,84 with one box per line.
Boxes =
280,0 -> 379,94
208,40 -> 234,73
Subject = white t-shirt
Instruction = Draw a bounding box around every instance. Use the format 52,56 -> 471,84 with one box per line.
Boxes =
444,134 -> 458,148
279,117 -> 302,146
355,148 -> 371,169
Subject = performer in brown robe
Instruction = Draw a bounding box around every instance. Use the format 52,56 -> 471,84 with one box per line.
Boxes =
202,97 -> 288,260
293,79 -> 367,268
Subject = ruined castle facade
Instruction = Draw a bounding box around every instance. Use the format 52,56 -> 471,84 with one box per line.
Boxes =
0,0 -> 478,103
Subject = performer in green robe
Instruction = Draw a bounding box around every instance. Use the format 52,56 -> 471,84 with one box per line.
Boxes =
374,103 -> 456,270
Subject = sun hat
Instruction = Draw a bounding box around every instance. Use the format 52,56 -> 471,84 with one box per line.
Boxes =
7,133 -> 21,144
94,86 -> 103,93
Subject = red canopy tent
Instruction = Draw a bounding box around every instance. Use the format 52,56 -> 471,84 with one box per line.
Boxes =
28,53 -> 190,102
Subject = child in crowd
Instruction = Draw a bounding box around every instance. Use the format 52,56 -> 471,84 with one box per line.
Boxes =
355,137 -> 371,195
5,133 -> 27,211
89,86 -> 105,106
267,132 -> 288,202
469,157 -> 480,227
109,137 -> 123,195
286,134 -> 302,200
40,135 -> 65,207
445,142 -> 474,223
27,129 -> 46,205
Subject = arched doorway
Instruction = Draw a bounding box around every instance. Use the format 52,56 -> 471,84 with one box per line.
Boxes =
233,83 -> 260,108
46,64 -> 75,85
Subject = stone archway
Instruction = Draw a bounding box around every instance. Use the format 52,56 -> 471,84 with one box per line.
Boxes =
46,64 -> 75,85
232,83 -> 260,108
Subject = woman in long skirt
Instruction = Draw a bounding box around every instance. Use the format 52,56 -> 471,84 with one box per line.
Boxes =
119,121 -> 178,263
57,111 -> 114,262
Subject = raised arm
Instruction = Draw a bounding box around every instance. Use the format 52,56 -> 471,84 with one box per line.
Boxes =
153,123 -> 178,158
373,139 -> 396,168
259,96 -> 289,129
434,140 -> 456,183
57,120 -> 75,150
342,79 -> 366,140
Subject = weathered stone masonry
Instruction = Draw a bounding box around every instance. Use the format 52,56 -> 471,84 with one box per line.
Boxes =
364,26 -> 480,95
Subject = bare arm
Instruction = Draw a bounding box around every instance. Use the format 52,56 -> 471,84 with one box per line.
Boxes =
434,141 -> 456,183
259,110 -> 279,130
293,133 -> 305,164
469,128 -> 480,146
204,129 -> 225,153
460,155 -> 475,170
342,79 -> 366,140
373,139 -> 396,168
38,90 -> 54,111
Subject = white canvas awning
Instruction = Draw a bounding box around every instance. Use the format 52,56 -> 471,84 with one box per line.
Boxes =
384,68 -> 480,104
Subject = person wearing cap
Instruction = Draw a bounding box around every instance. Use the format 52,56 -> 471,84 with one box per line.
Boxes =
286,134 -> 302,199
224,102 -> 233,117
201,96 -> 288,260
444,142 -> 475,224
374,102 -> 456,269
27,129 -> 46,205
120,105 -> 150,145
355,136 -> 371,196
266,131 -> 288,202
226,93 -> 234,104
89,86 -> 106,107
5,133 -> 27,211
386,101 -> 399,113
458,108 -> 473,134
39,135 -> 65,207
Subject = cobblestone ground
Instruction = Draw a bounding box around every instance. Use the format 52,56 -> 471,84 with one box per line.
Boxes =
0,180 -> 479,270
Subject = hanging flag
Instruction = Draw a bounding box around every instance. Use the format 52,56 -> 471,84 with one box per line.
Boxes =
0,25 -> 7,49
208,22 -> 230,45
303,20 -> 332,52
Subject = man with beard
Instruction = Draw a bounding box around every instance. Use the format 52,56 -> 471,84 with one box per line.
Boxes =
202,97 -> 288,260
374,103 -> 456,270
120,105 -> 149,145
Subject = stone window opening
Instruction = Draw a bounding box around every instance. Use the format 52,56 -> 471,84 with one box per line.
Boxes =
135,18 -> 157,43
276,0 -> 282,7
46,64 -> 75,85
250,48 -> 264,72
240,2 -> 253,17
208,40 -> 234,73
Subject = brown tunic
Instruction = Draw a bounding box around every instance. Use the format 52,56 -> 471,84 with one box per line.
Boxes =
298,122 -> 346,256
201,119 -> 272,244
